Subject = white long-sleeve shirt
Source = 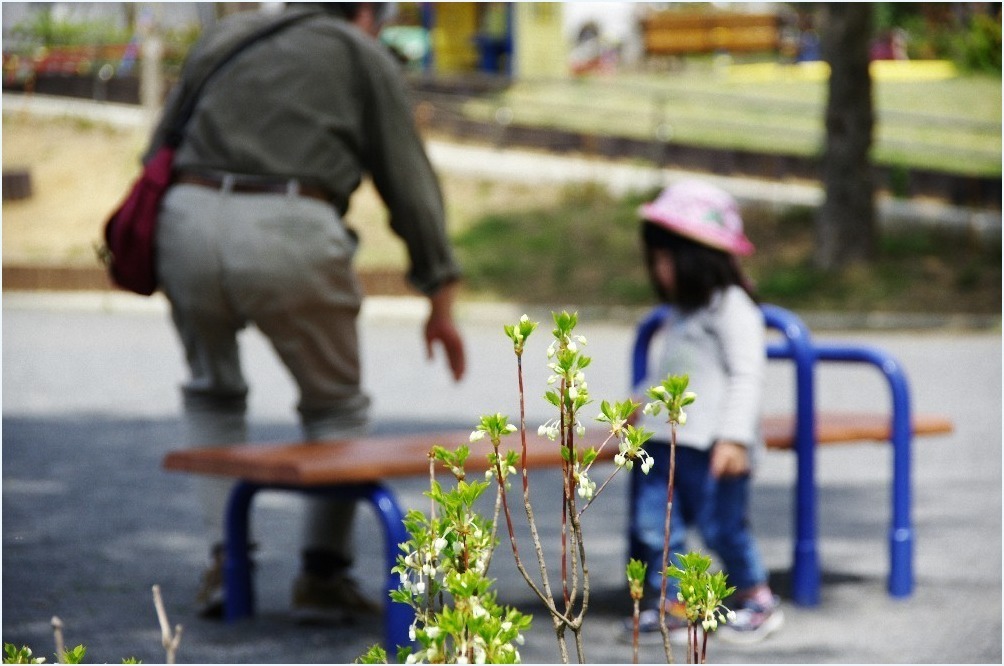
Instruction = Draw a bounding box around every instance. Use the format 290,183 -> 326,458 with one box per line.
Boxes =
637,286 -> 765,453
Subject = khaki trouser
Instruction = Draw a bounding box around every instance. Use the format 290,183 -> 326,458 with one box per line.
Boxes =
157,182 -> 371,564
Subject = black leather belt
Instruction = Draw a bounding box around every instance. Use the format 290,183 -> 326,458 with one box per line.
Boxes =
175,172 -> 330,203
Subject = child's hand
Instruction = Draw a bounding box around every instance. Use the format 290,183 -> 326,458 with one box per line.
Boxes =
710,440 -> 749,478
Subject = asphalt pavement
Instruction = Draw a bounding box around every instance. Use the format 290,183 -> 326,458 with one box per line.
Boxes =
3,90 -> 1001,664
2,292 -> 1001,664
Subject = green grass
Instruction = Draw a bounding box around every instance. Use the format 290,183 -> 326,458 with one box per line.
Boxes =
453,185 -> 653,306
457,65 -> 1001,177
453,185 -> 1001,314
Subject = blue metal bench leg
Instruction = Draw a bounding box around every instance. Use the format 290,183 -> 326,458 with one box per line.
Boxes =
775,304 -> 822,607
220,480 -> 415,650
365,484 -> 414,652
815,345 -> 915,598
886,356 -> 914,597
223,480 -> 259,621
791,360 -> 821,607
791,447 -> 821,606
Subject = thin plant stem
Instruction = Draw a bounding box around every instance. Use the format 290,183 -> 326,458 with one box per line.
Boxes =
494,353 -> 572,661
152,584 -> 183,665
428,454 -> 436,520
560,393 -> 572,610
514,354 -> 554,601
631,598 -> 641,664
659,423 -> 679,664
518,356 -> 530,496
51,616 -> 64,663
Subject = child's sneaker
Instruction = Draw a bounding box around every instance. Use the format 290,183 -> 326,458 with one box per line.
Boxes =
620,601 -> 690,646
717,591 -> 784,644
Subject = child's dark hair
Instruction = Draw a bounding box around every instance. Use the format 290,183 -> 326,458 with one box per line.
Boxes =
642,221 -> 757,311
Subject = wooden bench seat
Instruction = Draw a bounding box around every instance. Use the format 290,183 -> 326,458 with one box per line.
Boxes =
164,429 -> 602,486
162,410 -> 952,651
163,411 -> 954,486
762,412 -> 953,451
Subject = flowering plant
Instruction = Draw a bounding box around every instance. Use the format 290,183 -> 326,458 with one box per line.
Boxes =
360,313 -> 732,665
667,552 -> 736,664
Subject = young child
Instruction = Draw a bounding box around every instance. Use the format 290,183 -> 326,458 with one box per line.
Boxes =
627,180 -> 783,645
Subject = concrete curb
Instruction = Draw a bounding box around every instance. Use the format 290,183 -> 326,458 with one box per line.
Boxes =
4,290 -> 999,333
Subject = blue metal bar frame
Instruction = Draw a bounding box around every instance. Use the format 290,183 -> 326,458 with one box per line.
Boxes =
811,343 -> 914,598
222,481 -> 414,652
629,303 -> 915,605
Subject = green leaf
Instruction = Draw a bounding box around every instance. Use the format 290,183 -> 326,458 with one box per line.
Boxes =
61,645 -> 86,665
355,644 -> 389,664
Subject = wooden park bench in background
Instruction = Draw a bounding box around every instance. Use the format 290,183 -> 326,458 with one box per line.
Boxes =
163,304 -> 952,650
640,10 -> 780,57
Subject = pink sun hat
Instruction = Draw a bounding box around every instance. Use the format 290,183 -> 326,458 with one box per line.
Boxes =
639,180 -> 755,256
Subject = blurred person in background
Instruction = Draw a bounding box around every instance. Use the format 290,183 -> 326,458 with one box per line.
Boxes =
145,2 -> 466,622
626,180 -> 783,645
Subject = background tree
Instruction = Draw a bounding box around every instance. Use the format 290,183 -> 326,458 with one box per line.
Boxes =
815,3 -> 877,270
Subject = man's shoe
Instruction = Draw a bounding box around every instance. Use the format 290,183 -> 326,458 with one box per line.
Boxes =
718,594 -> 784,644
291,572 -> 381,625
195,546 -> 225,619
620,602 -> 690,646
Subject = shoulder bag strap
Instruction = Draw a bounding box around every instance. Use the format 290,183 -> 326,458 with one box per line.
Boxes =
164,9 -> 323,146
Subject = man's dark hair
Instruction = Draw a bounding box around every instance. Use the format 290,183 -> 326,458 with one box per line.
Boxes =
316,2 -> 362,19
641,221 -> 756,311
295,2 -> 393,23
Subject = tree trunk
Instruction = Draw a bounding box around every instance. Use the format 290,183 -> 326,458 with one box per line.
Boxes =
815,3 -> 876,270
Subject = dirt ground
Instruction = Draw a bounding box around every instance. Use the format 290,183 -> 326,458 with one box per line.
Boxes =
1,113 -> 562,276
3,113 -> 1000,316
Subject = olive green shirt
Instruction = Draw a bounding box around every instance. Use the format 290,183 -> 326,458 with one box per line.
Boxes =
148,8 -> 459,296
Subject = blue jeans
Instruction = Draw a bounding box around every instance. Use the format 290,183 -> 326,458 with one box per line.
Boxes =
631,442 -> 768,601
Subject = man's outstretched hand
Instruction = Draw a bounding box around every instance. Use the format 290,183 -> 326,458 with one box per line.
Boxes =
425,281 -> 466,381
